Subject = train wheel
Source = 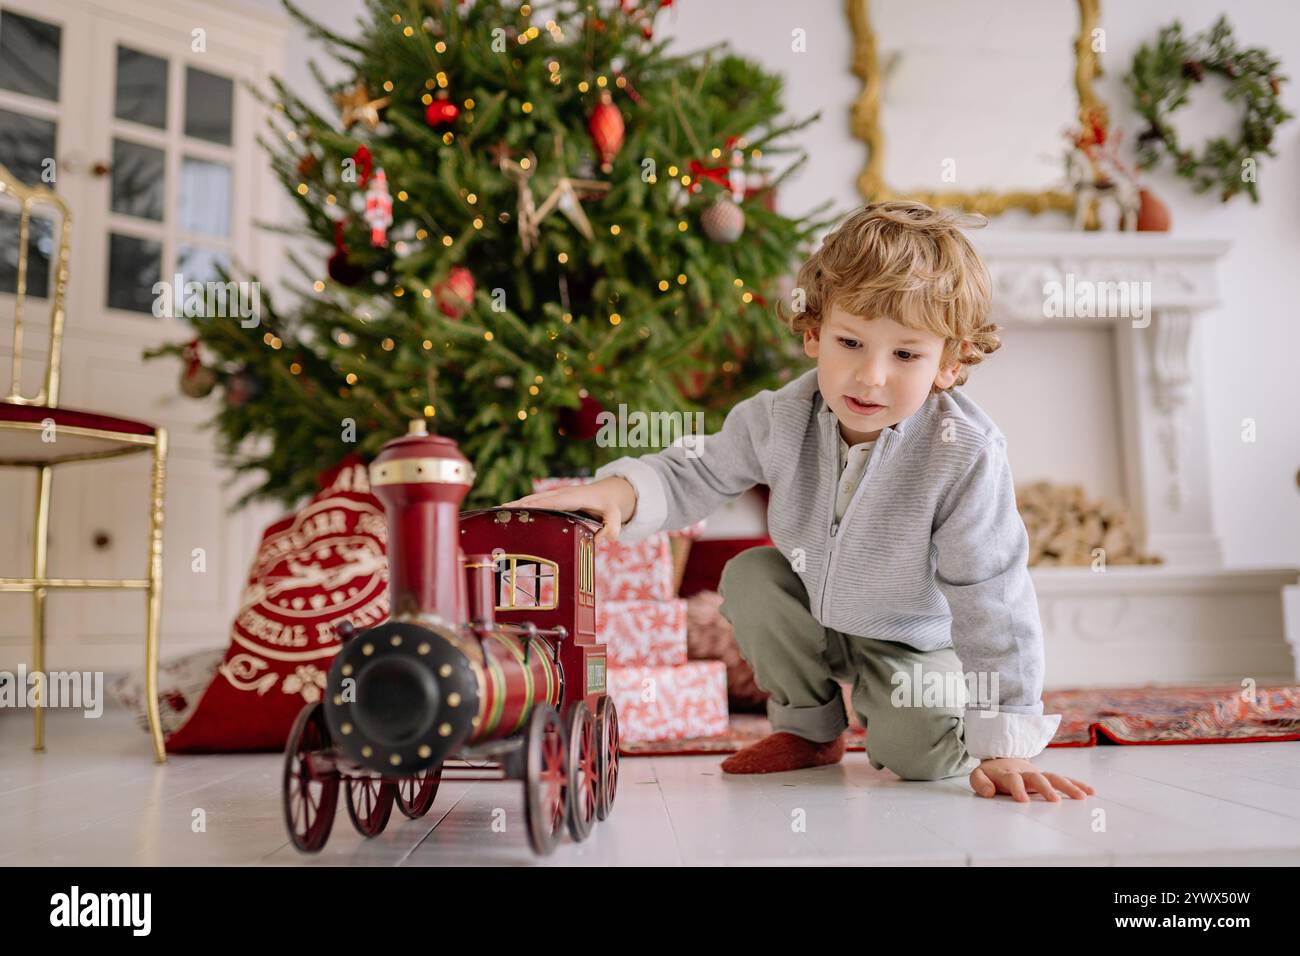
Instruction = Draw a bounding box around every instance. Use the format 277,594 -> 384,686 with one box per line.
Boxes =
395,763 -> 442,819
523,704 -> 567,855
345,774 -> 397,838
595,696 -> 620,821
566,702 -> 598,842
283,703 -> 339,853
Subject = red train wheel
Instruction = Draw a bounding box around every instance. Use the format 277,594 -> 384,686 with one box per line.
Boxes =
345,774 -> 397,838
396,764 -> 442,819
595,696 -> 620,821
566,702 -> 598,842
283,703 -> 339,853
524,704 -> 567,855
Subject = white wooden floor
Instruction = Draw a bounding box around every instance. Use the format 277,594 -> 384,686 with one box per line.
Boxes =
3,700 -> 1300,866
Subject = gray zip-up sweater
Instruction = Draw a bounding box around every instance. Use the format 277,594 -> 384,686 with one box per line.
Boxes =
593,366 -> 1061,761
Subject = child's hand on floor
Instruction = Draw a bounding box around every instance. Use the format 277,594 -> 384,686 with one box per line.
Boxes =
500,476 -> 638,543
970,757 -> 1096,802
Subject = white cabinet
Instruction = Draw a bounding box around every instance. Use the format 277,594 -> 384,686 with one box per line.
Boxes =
0,0 -> 290,672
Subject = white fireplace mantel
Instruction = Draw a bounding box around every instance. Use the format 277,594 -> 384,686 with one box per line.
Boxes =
969,232 -> 1298,685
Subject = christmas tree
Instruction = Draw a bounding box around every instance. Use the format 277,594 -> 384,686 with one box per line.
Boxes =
147,0 -> 835,510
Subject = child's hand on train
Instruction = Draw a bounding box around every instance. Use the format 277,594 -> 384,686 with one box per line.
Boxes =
500,476 -> 638,543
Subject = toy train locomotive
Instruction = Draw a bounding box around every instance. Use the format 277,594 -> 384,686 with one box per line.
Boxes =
282,420 -> 619,855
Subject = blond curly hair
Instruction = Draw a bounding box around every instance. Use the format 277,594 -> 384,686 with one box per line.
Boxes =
777,200 -> 1000,395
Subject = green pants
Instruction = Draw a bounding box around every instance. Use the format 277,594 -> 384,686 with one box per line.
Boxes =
719,546 -> 980,781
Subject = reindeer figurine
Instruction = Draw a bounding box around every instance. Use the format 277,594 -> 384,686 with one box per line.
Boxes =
1064,111 -> 1140,232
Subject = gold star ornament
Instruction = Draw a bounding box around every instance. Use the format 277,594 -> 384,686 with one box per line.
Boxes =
334,80 -> 391,132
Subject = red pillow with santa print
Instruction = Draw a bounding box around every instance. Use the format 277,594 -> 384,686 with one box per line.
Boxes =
163,454 -> 389,752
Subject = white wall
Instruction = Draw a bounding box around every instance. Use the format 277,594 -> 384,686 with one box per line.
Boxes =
241,0 -> 1300,588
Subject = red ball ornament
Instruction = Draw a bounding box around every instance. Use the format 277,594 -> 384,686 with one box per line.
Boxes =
328,249 -> 364,287
435,265 -> 476,319
588,91 -> 625,173
327,220 -> 365,287
425,98 -> 460,128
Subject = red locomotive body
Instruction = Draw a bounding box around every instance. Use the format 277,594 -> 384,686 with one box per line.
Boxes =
459,507 -> 608,719
281,421 -> 620,855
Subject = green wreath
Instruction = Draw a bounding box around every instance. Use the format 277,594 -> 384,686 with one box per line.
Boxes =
1125,15 -> 1292,203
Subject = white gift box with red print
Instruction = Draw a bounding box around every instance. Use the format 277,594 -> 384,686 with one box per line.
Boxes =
595,534 -> 675,603
597,598 -> 688,667
606,661 -> 729,742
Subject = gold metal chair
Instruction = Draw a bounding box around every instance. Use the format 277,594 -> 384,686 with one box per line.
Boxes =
0,162 -> 168,762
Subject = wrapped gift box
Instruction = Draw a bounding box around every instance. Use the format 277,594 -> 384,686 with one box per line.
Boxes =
607,661 -> 729,742
668,520 -> 708,540
597,598 -> 688,667
596,534 -> 674,603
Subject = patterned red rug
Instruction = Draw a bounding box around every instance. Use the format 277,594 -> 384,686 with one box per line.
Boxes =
620,683 -> 1300,757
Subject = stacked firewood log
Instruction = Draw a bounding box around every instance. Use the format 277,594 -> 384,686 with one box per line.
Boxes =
1016,481 -> 1162,567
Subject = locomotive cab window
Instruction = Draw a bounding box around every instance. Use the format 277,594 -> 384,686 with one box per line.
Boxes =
494,554 -> 558,610
579,537 -> 595,595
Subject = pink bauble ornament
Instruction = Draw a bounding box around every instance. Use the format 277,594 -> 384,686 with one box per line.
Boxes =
181,364 -> 217,399
179,339 -> 217,398
701,198 -> 745,243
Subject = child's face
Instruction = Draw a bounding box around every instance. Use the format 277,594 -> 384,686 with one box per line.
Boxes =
804,304 -> 960,444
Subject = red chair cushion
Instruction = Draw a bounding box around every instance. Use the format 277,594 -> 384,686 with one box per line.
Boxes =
0,402 -> 157,464
0,402 -> 156,435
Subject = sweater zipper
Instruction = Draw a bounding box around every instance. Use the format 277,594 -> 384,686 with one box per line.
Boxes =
818,425 -> 889,623
818,434 -> 839,622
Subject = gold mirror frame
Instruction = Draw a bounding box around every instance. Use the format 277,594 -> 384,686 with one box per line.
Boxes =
848,0 -> 1106,215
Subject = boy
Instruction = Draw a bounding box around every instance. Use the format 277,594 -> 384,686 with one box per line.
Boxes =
503,201 -> 1095,804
